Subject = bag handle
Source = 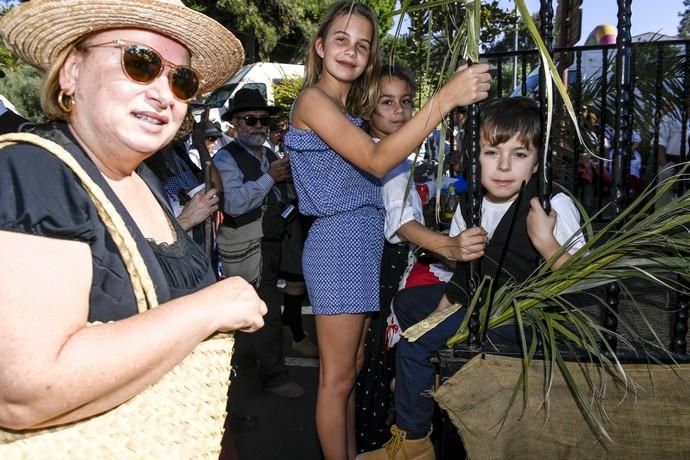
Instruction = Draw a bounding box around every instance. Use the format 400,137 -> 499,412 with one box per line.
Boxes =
0,132 -> 158,313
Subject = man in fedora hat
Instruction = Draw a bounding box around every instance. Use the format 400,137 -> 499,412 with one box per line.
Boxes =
213,88 -> 304,398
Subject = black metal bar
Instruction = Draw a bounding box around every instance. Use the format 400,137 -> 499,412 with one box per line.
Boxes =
482,38 -> 690,61
466,100 -> 482,350
670,43 -> 690,355
521,54 -> 528,96
679,43 -> 690,165
603,0 -> 632,353
626,45 -> 637,199
573,49 -> 583,199
496,58 -> 503,97
672,293 -> 689,355
611,0 -> 632,217
538,0 -> 554,214
596,47 -> 609,214
651,46 -> 664,197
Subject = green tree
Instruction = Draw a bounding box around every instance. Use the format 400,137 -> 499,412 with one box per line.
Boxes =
273,75 -> 303,119
0,3 -> 44,121
0,64 -> 44,122
184,0 -> 396,64
397,0 -> 517,95
679,0 -> 690,38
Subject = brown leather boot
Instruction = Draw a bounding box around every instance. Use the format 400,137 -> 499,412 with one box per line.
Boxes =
356,425 -> 435,460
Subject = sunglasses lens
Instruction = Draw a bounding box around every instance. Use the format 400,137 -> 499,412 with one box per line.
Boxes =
122,45 -> 161,83
244,116 -> 271,126
170,67 -> 199,101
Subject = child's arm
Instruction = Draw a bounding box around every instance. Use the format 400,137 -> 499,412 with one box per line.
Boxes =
526,197 -> 572,269
291,65 -> 490,178
398,223 -> 487,263
425,225 -> 487,313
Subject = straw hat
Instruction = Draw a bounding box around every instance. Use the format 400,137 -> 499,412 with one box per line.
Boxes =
0,0 -> 244,95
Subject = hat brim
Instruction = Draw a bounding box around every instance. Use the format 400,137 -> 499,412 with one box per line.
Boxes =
222,106 -> 280,121
0,0 -> 244,95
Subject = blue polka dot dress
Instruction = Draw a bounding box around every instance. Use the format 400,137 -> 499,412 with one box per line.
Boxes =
284,115 -> 384,315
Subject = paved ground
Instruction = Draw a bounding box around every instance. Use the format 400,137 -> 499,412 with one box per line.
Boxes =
220,308 -> 323,460
216,277 -> 688,460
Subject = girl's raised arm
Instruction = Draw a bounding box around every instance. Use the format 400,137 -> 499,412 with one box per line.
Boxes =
293,64 -> 490,178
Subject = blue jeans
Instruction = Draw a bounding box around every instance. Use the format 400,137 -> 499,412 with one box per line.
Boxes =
394,284 -> 520,438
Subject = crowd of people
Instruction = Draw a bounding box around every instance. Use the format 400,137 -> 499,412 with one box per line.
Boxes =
0,0 -> 657,459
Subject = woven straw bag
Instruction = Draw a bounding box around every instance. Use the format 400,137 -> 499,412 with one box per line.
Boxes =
0,133 -> 234,459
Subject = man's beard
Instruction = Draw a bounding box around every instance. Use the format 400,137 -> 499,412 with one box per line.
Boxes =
238,131 -> 268,148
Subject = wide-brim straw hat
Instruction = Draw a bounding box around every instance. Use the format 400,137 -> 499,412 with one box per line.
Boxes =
0,0 -> 244,95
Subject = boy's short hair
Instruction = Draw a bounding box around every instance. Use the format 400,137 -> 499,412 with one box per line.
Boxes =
379,64 -> 416,94
480,97 -> 541,150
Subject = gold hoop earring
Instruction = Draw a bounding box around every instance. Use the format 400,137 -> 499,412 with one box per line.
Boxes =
57,90 -> 74,113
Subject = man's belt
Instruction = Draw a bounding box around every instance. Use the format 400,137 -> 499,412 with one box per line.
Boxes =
221,207 -> 263,228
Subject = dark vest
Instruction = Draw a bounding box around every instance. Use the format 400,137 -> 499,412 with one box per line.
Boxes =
445,180 -> 542,305
221,141 -> 288,240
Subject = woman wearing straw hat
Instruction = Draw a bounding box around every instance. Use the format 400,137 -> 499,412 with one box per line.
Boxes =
0,0 -> 266,445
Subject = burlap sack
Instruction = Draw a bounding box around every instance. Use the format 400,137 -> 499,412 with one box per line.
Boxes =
434,354 -> 690,459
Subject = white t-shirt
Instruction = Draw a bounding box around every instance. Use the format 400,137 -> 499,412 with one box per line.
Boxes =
381,159 -> 425,244
449,192 -> 586,255
658,114 -> 690,157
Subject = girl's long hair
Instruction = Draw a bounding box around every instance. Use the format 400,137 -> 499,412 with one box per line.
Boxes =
303,1 -> 381,118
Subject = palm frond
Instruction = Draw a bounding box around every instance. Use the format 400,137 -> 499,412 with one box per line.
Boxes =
437,169 -> 690,438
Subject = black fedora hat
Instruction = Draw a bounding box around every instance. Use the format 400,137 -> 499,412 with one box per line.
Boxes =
202,120 -> 223,139
222,88 -> 279,121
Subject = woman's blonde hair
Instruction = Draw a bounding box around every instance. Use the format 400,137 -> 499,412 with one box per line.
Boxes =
303,1 -> 380,118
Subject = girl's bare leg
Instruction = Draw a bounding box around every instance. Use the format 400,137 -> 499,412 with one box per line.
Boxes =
315,313 -> 367,460
346,316 -> 371,459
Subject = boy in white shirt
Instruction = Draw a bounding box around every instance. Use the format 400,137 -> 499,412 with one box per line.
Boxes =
358,97 -> 585,460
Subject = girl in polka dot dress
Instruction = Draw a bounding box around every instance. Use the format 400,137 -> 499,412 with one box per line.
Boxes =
283,2 -> 490,458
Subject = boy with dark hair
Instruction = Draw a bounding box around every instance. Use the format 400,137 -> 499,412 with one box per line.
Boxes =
358,97 -> 586,460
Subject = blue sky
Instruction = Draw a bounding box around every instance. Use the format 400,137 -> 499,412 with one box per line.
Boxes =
393,1 -> 686,45
498,0 -> 685,44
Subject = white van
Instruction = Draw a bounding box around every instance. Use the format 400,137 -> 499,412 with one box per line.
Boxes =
510,49 -> 608,98
203,62 -> 304,125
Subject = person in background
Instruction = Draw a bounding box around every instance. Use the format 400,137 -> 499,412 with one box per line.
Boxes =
214,88 -> 305,398
604,126 -> 642,195
0,0 -> 265,435
356,65 -> 479,452
283,1 -> 490,457
0,94 -> 29,134
186,119 -> 224,169
656,108 -> 688,206
268,117 -> 289,154
265,117 -> 316,357
358,97 -> 585,460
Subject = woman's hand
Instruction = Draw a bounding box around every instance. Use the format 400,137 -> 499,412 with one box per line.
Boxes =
176,188 -> 219,230
201,276 -> 267,333
438,64 -> 491,113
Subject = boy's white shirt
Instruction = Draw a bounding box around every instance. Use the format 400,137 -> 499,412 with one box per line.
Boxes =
449,192 -> 586,255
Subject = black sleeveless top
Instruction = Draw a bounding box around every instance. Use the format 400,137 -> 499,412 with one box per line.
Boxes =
444,180 -> 542,305
0,122 -> 216,322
